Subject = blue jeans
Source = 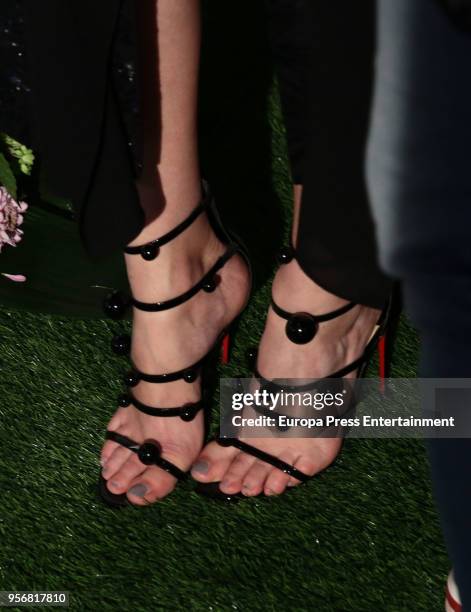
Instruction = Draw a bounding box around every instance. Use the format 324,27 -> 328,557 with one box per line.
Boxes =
368,0 -> 471,607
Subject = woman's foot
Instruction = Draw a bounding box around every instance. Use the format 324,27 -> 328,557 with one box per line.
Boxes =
192,256 -> 381,497
100,211 -> 250,505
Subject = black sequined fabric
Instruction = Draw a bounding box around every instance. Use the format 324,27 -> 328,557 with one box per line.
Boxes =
0,0 -> 141,169
0,0 -> 30,143
111,0 -> 142,174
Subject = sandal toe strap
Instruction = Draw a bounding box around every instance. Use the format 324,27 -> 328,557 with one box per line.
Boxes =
131,245 -> 237,312
217,438 -> 310,483
105,431 -> 187,481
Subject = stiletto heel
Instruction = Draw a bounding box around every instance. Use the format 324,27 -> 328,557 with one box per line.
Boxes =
195,245 -> 401,502
378,287 -> 402,393
98,182 -> 251,508
378,334 -> 387,380
378,334 -> 387,393
220,333 -> 231,365
446,571 -> 462,612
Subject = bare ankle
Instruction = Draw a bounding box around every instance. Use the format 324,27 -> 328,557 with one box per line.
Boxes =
272,259 -> 350,313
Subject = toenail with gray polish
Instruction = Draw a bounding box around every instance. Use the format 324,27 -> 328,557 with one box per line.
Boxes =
128,483 -> 147,497
192,461 -> 209,474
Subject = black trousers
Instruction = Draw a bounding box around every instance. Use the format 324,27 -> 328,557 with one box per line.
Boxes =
368,0 -> 471,606
268,0 -> 391,309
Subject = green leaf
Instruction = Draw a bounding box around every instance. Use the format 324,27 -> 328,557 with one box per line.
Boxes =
1,133 -> 35,176
0,152 -> 17,198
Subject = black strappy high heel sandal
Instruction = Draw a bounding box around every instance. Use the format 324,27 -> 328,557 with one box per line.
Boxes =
195,245 -> 401,502
98,185 -> 250,508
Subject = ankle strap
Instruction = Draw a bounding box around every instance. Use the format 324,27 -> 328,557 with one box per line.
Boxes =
131,244 -> 238,312
271,298 -> 356,344
104,244 -> 239,319
124,193 -> 209,261
271,298 -> 356,324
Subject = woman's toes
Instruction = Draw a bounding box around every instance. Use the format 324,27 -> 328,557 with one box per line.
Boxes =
103,454 -> 145,495
287,455 -> 319,487
218,453 -> 256,494
126,467 -> 178,506
100,416 -> 126,466
241,461 -> 272,497
287,440 -> 342,486
100,439 -> 118,468
263,452 -> 297,495
191,440 -> 238,483
101,445 -> 131,482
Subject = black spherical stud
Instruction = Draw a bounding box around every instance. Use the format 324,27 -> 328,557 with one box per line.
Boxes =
277,245 -> 295,266
137,441 -> 161,465
202,276 -> 218,293
183,368 -> 198,383
140,243 -> 159,261
123,369 -> 140,388
217,437 -> 233,448
285,313 -> 318,345
118,393 -> 132,408
181,404 -> 196,422
246,347 -> 258,369
111,334 -> 131,356
103,291 -> 128,320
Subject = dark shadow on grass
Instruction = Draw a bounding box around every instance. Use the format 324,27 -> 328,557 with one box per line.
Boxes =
199,0 -> 284,288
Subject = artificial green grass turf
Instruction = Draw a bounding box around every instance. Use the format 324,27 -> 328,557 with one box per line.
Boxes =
0,309 -> 450,612
0,3 -> 450,609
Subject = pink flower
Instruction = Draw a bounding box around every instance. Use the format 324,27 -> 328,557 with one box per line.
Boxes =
1,273 -> 26,282
0,186 -> 28,252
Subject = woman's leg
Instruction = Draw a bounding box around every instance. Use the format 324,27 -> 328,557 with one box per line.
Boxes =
368,0 -> 471,605
192,1 -> 391,497
100,0 -> 250,505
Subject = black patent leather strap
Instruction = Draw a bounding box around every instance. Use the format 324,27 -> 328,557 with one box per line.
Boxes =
217,438 -> 310,483
132,245 -> 237,312
124,199 -> 208,255
253,369 -> 334,392
105,431 -> 187,480
129,393 -> 203,419
253,327 -> 382,383
133,359 -> 203,384
271,298 -> 356,323
105,430 -> 140,451
152,457 -> 187,480
129,325 -> 230,383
